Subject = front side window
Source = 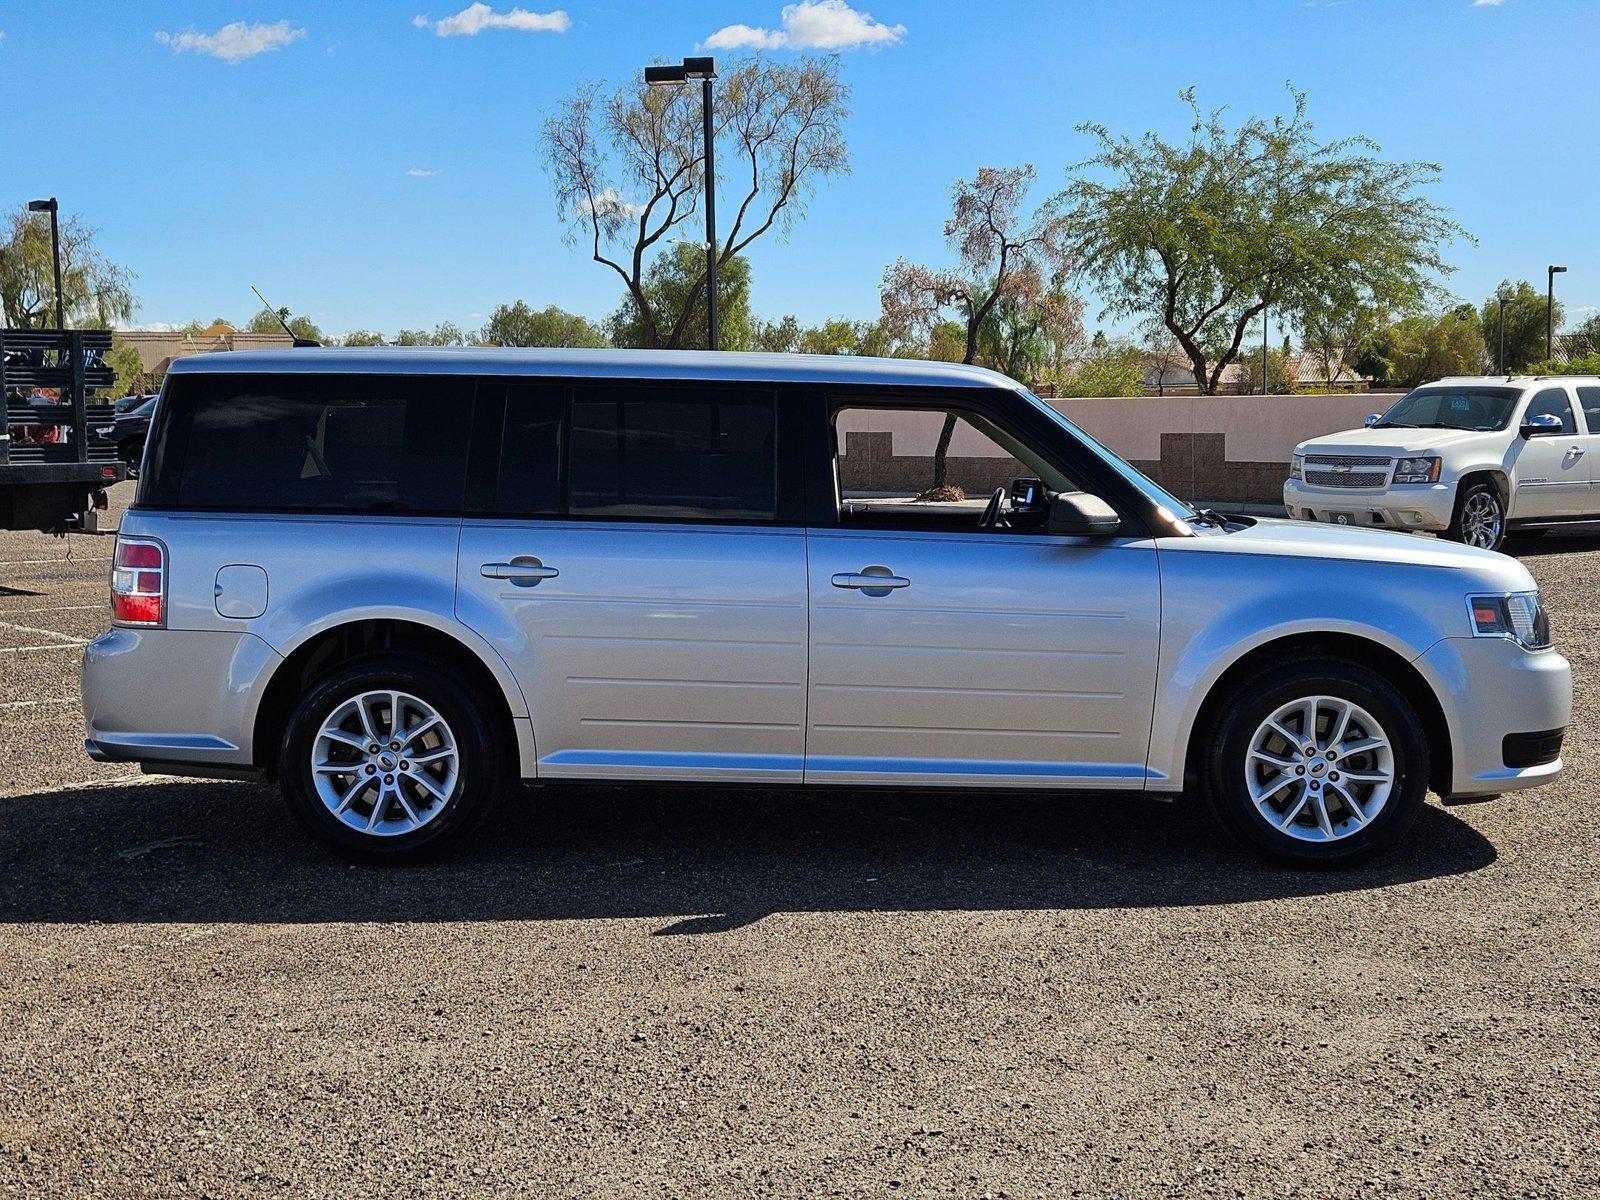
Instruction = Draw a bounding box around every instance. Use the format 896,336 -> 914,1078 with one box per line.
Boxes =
1576,386 -> 1600,432
1374,386 -> 1520,432
143,373 -> 471,512
567,387 -> 776,520
832,403 -> 1076,531
1524,387 -> 1577,434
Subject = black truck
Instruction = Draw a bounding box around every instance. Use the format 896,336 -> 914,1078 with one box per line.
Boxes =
0,328 -> 127,532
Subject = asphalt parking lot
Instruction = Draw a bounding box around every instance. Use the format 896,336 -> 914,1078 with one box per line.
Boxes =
2,489 -> 1597,1198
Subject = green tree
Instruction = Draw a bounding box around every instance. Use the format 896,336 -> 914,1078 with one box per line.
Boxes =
1235,344 -> 1295,395
340,330 -> 387,346
393,321 -> 467,346
607,244 -> 753,351
1385,308 -> 1486,386
1052,88 -> 1464,394
1059,341 -> 1145,398
246,306 -> 324,343
977,283 -> 1084,382
102,336 -> 146,400
0,206 -> 135,328
880,165 -> 1073,487
1479,281 -> 1561,373
480,301 -> 608,348
544,57 -> 848,349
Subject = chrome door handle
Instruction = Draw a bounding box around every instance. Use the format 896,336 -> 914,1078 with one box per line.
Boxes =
481,558 -> 559,585
831,567 -> 910,596
1568,446 -> 1586,456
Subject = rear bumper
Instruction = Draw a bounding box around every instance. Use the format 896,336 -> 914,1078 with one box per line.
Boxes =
1283,479 -> 1456,532
1413,636 -> 1572,797
82,627 -> 281,771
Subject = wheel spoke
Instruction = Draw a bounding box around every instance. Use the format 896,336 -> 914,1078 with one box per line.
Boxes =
355,695 -> 380,744
334,775 -> 367,815
1312,792 -> 1335,838
1338,769 -> 1389,785
1340,736 -> 1386,756
408,747 -> 454,766
1330,782 -> 1367,827
400,715 -> 441,749
366,786 -> 388,831
1278,789 -> 1311,829
314,759 -> 359,775
405,768 -> 450,803
1324,702 -> 1353,751
391,780 -> 422,824
320,727 -> 366,750
1249,748 -> 1298,770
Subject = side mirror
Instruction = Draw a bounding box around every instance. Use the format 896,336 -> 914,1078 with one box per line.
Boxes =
1364,413 -> 1382,427
1520,413 -> 1563,438
1048,492 -> 1122,538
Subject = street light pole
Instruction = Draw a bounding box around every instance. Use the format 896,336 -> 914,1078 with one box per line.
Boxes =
1496,291 -> 1507,375
26,198 -> 63,329
1547,264 -> 1567,363
643,56 -> 719,350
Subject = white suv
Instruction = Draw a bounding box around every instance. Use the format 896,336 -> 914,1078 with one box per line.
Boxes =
1284,376 -> 1600,551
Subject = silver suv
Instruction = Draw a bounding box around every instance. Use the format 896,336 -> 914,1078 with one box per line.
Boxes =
84,349 -> 1572,865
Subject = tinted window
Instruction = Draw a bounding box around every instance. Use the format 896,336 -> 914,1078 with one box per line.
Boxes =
1576,386 -> 1600,433
479,383 -> 563,515
144,373 -> 471,512
567,387 -> 776,520
1525,387 -> 1576,435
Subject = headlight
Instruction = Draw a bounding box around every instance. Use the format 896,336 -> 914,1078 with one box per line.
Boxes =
1468,591 -> 1552,649
1394,456 -> 1441,484
1290,453 -> 1305,481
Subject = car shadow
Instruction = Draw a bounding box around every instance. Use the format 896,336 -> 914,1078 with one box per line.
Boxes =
0,779 -> 1497,932
1506,530 -> 1600,557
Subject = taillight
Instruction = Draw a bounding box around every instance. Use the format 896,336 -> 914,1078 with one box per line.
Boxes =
111,536 -> 166,626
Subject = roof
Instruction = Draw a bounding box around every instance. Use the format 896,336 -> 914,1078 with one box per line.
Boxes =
165,346 -> 1024,391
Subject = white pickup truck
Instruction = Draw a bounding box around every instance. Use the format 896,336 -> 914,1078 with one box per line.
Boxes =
1284,375 -> 1600,552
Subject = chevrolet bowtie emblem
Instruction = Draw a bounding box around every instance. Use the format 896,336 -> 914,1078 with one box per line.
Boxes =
1333,463 -> 1351,472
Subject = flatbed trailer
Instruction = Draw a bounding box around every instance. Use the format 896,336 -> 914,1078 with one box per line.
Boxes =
1,328 -> 127,532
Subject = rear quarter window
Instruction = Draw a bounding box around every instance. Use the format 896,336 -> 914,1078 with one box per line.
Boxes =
142,373 -> 472,513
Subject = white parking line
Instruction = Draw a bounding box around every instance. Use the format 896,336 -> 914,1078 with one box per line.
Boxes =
0,643 -> 83,655
2,604 -> 106,614
0,619 -> 90,646
0,556 -> 111,566
0,697 -> 76,711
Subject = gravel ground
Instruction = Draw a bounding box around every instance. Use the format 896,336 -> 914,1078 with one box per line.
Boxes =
2,490 -> 1597,1198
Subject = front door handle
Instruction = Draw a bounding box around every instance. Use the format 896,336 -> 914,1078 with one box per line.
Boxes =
1568,446 -> 1586,457
481,557 -> 559,586
831,566 -> 910,597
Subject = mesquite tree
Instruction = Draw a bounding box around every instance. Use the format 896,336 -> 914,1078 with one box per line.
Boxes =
543,57 -> 848,349
880,165 -> 1072,490
1052,89 -> 1464,394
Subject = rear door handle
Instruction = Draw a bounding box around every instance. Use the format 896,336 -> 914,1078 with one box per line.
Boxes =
481,558 -> 559,585
831,568 -> 910,596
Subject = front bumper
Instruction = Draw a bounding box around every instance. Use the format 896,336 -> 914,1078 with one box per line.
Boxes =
1283,479 -> 1456,532
1414,636 -> 1572,797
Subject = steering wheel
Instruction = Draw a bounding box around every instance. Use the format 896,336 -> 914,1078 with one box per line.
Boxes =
978,486 -> 1007,530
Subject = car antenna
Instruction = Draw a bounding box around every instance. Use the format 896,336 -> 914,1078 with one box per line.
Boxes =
251,285 -> 321,348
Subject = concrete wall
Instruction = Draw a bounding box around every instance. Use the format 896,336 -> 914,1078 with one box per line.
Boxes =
838,392 -> 1392,504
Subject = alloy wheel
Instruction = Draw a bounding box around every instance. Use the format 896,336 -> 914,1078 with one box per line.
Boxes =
1460,490 -> 1503,549
310,690 -> 460,836
1244,695 -> 1395,843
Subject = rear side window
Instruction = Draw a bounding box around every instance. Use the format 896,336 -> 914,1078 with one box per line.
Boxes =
566,386 -> 776,520
1524,387 -> 1576,435
1576,387 -> 1600,434
143,373 -> 471,513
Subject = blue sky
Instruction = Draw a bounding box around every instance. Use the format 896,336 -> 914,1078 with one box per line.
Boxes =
1,0 -> 1596,340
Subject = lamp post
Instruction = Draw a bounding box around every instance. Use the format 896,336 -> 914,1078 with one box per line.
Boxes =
644,56 -> 719,350
1547,264 -> 1567,363
1495,288 -> 1508,375
26,198 -> 64,329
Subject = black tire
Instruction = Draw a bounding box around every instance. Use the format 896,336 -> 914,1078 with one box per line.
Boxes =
279,655 -> 505,862
1444,478 -> 1505,551
1202,659 -> 1429,866
119,438 -> 144,479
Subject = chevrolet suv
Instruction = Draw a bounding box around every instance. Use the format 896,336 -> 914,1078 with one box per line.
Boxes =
1285,375 -> 1600,551
83,350 -> 1572,865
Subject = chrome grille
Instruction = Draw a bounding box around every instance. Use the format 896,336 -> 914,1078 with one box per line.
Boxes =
1304,454 -> 1392,489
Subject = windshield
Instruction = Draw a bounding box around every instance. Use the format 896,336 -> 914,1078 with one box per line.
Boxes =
1021,388 -> 1198,521
1373,386 -> 1519,432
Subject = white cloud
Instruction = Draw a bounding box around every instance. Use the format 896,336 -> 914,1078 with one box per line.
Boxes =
408,167 -> 442,177
705,1 -> 904,51
415,4 -> 570,36
577,188 -> 646,221
468,311 -> 483,320
1472,0 -> 1505,6
113,321 -> 186,333
155,20 -> 306,63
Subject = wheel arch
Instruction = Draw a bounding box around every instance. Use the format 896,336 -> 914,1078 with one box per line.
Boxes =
251,617 -> 527,779
1181,631 -> 1453,797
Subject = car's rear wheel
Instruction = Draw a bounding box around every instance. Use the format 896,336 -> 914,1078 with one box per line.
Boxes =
1203,660 -> 1429,865
1446,479 -> 1505,551
279,656 -> 504,861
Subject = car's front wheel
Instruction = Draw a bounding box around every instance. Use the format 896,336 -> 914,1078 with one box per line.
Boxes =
1446,479 -> 1505,551
279,657 -> 504,861
1202,661 -> 1429,865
